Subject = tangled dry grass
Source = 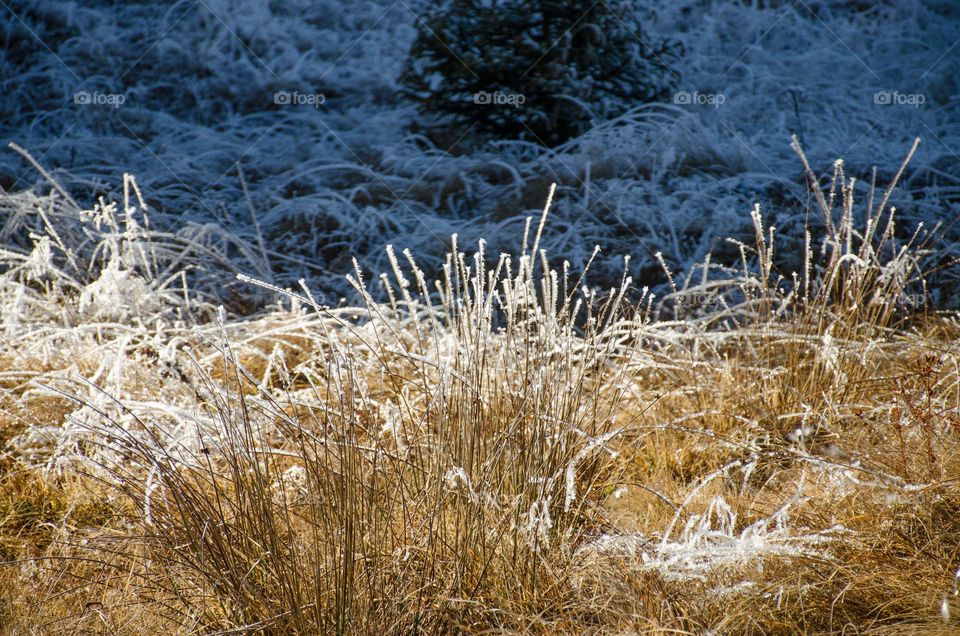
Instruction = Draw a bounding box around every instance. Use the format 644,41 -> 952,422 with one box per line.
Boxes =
1,141 -> 958,634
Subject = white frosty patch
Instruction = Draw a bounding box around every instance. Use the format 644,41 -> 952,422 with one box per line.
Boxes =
576,494 -> 845,588
79,258 -> 161,322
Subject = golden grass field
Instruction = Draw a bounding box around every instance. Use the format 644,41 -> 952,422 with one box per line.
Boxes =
1,145 -> 958,634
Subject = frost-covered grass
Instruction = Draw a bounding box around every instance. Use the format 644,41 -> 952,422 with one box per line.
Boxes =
3,0 -> 959,302
2,0 -> 959,631
1,140 -> 958,633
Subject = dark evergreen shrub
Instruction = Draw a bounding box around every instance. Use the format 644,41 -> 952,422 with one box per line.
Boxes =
400,0 -> 681,146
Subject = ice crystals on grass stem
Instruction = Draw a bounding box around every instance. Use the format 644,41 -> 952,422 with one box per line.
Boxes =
521,498 -> 554,552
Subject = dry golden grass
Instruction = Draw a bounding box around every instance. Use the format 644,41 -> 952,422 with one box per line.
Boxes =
1,313 -> 957,634
1,145 -> 958,634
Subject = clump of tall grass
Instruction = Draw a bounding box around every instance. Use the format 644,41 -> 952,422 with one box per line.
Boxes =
0,144 -> 273,329
658,136 -> 931,332
61,184 -> 653,632
647,138 -> 941,459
